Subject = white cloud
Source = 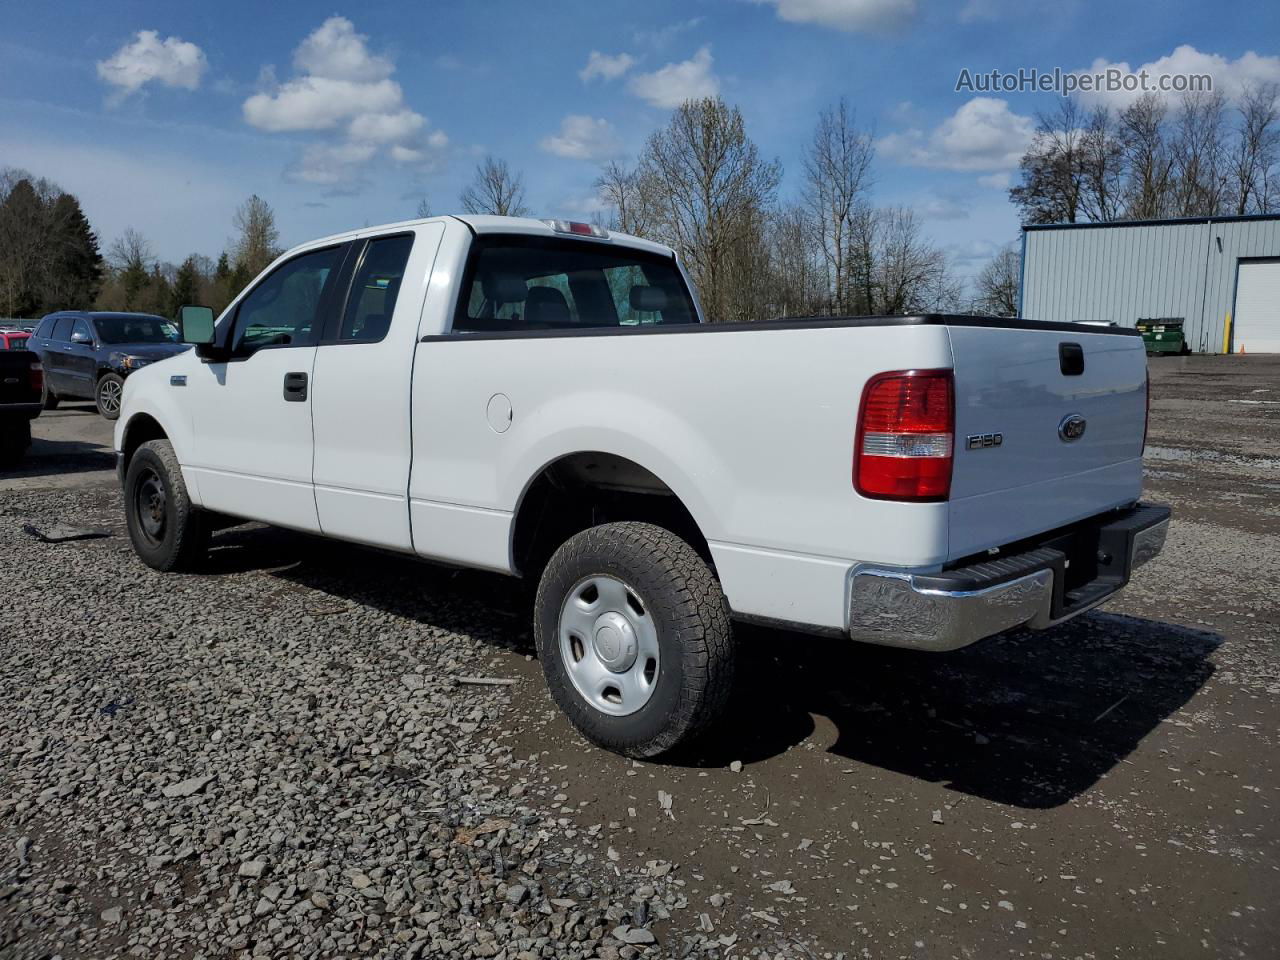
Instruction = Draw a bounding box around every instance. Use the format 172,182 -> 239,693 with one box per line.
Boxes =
628,46 -> 719,108
580,51 -> 636,83
96,31 -> 208,99
348,109 -> 425,144
878,97 -> 1034,172
243,17 -> 446,187
244,77 -> 403,132
293,15 -> 393,82
754,0 -> 917,33
289,141 -> 378,186
633,18 -> 705,48
1075,46 -> 1280,110
977,171 -> 1011,190
540,115 -> 621,160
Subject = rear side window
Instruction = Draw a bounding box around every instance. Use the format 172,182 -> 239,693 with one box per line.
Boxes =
339,234 -> 414,343
453,236 -> 697,333
35,318 -> 53,338
52,317 -> 73,341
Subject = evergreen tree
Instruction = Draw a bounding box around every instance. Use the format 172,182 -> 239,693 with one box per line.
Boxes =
170,255 -> 201,316
144,264 -> 172,316
45,193 -> 104,311
0,179 -> 45,316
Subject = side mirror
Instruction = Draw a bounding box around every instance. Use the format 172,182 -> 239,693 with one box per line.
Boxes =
70,330 -> 93,345
179,305 -> 216,345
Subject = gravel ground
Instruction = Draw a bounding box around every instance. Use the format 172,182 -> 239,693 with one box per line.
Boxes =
2,358 -> 1278,959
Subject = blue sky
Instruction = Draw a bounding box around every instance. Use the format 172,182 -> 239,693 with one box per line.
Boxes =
2,0 -> 1278,278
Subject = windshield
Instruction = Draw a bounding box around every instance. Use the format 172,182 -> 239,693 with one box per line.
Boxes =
94,315 -> 181,345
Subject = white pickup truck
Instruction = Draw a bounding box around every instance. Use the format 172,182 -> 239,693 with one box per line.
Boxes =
115,215 -> 1169,757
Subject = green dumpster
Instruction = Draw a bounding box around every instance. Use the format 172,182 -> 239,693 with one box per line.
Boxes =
1136,318 -> 1190,355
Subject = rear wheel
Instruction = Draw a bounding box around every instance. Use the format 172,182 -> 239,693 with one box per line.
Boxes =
534,521 -> 734,758
124,439 -> 208,571
41,381 -> 59,410
96,373 -> 124,420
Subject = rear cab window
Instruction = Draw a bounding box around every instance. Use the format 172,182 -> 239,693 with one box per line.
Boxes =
453,236 -> 697,334
338,233 -> 415,343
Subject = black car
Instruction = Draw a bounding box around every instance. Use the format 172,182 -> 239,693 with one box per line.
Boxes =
29,312 -> 190,420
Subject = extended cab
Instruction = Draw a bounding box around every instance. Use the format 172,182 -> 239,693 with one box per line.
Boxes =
114,215 -> 1170,757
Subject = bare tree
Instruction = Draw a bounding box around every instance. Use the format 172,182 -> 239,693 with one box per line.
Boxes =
594,159 -> 659,237
232,195 -> 280,279
460,156 -> 529,217
846,203 -> 878,314
108,228 -> 154,310
1169,90 -> 1228,216
1078,107 -> 1125,222
1118,94 -> 1173,219
803,98 -> 874,314
637,96 -> 781,323
1230,82 -> 1280,214
764,205 -> 825,317
1009,100 -> 1087,224
874,207 -> 951,314
415,196 -> 432,219
974,244 -> 1021,316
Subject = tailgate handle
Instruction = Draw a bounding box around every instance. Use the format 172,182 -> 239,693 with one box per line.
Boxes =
1059,342 -> 1084,376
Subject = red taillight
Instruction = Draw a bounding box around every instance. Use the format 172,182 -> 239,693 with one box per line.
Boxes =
29,361 -> 43,394
855,369 -> 954,501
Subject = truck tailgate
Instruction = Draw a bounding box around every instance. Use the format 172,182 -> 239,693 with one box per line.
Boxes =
947,324 -> 1147,560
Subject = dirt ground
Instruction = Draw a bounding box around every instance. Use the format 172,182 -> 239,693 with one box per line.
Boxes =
2,356 -> 1277,959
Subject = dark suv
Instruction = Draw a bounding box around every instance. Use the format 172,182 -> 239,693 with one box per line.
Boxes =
29,312 -> 190,419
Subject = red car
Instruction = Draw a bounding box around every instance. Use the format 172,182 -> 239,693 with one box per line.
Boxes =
0,331 -> 31,351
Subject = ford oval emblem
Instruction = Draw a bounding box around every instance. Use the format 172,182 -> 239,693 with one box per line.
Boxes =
1058,414 -> 1087,442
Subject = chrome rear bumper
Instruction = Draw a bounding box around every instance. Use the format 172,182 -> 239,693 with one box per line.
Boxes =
847,503 -> 1170,652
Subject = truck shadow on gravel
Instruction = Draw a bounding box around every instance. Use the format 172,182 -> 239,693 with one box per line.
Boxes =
204,526 -> 1221,810
684,613 -> 1221,809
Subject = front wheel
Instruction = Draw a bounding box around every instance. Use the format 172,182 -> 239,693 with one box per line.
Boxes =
124,439 -> 208,571
534,522 -> 734,758
96,373 -> 124,420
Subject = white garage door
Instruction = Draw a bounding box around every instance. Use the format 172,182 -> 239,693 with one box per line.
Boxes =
1234,260 -> 1280,354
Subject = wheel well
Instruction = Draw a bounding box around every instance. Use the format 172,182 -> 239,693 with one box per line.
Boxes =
121,414 -> 167,473
512,452 -> 711,581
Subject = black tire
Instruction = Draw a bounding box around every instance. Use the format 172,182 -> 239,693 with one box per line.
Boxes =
124,439 -> 208,571
0,419 -> 31,469
96,373 -> 125,420
42,381 -> 60,410
534,521 -> 734,758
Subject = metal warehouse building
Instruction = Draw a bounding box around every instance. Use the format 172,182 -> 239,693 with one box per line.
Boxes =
1020,213 -> 1280,354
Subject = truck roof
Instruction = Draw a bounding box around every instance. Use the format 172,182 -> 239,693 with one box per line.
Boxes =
299,215 -> 676,261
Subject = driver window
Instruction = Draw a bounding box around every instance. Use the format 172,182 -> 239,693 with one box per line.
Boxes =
233,247 -> 341,355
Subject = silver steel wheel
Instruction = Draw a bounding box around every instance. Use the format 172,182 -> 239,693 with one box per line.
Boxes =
98,378 -> 122,414
558,574 -> 661,717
